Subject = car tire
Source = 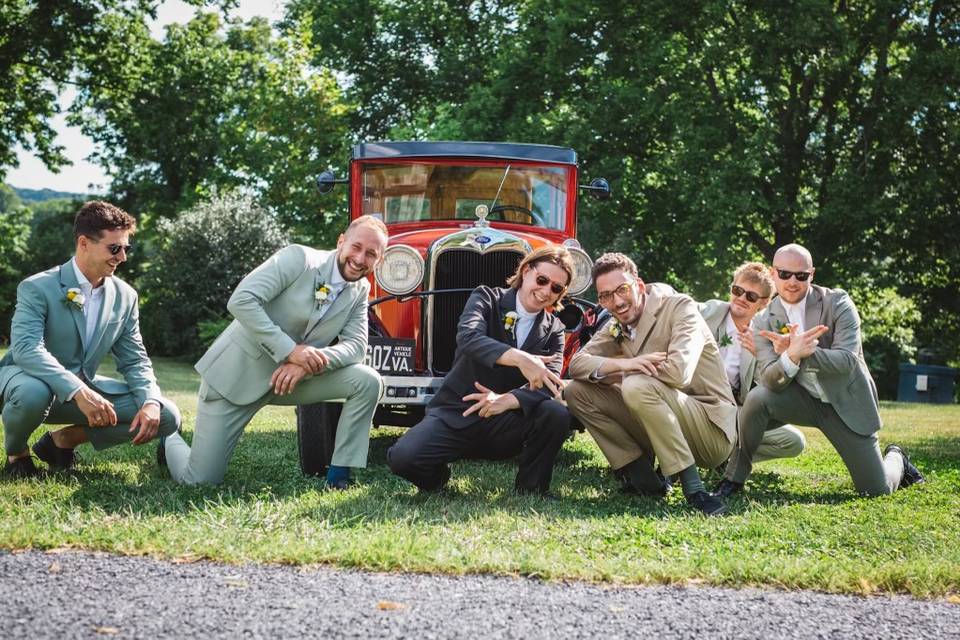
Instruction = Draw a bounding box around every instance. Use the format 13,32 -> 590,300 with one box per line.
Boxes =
296,402 -> 342,476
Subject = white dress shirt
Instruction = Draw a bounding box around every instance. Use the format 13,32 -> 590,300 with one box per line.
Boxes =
514,296 -> 537,347
779,296 -> 828,401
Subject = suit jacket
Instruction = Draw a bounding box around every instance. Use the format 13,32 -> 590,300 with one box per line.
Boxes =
195,244 -> 370,406
0,259 -> 162,408
427,286 -> 564,429
698,299 -> 756,405
755,284 -> 880,435
569,283 -> 737,443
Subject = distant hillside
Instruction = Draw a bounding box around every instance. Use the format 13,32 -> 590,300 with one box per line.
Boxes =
10,186 -> 87,203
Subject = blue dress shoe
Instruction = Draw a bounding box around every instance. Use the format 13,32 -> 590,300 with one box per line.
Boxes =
32,432 -> 75,472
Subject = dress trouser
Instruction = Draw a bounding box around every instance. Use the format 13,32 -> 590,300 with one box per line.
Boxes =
2,372 -> 180,455
386,399 -> 571,493
565,376 -> 732,477
725,383 -> 903,496
164,363 -> 381,485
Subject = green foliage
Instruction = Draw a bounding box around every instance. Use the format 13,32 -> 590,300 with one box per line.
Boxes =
0,185 -> 30,342
139,190 -> 290,357
851,286 -> 922,399
71,11 -> 350,246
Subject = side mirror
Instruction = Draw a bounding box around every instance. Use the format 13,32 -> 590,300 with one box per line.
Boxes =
316,170 -> 348,194
579,177 -> 611,200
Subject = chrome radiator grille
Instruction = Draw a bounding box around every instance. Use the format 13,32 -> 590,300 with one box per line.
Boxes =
428,248 -> 525,374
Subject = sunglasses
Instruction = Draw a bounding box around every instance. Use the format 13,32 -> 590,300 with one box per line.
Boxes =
89,237 -> 133,256
597,281 -> 634,305
532,266 -> 567,295
730,284 -> 767,303
775,268 -> 811,282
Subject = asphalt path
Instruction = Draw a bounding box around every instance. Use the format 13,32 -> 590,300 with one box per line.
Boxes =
3,550 -> 958,639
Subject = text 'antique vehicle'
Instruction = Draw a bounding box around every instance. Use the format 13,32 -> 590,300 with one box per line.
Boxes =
297,141 -> 609,474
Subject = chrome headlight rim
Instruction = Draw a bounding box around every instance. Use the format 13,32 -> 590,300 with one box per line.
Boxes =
566,246 -> 593,296
375,244 -> 424,295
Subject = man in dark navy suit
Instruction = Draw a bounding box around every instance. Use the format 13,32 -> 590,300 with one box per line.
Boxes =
387,245 -> 574,496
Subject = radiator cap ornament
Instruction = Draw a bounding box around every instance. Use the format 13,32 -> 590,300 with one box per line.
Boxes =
474,204 -> 490,227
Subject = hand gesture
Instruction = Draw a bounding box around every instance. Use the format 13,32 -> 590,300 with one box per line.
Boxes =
287,344 -> 328,374
462,382 -> 520,418
739,328 -> 757,358
516,352 -> 564,398
784,324 -> 829,362
129,402 -> 161,445
271,363 -> 309,395
74,386 -> 117,428
759,325 -> 795,355
619,352 -> 667,376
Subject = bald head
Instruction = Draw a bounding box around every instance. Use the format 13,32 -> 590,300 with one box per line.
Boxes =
773,244 -> 813,270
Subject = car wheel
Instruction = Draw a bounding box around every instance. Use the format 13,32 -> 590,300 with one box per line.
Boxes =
296,402 -> 343,476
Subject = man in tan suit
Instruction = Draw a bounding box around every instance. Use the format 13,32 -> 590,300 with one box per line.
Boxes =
698,261 -> 805,464
715,244 -> 924,498
566,253 -> 736,516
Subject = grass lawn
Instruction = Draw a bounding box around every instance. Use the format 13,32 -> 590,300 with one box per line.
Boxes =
2,355 -> 959,597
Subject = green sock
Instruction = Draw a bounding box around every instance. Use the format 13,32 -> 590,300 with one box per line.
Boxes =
678,465 -> 704,497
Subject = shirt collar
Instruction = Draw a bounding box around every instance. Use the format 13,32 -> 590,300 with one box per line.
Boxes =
781,296 -> 806,318
71,257 -> 106,294
515,295 -> 537,319
329,260 -> 347,288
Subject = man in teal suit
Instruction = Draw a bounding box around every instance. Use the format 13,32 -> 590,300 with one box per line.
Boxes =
715,244 -> 924,497
1,201 -> 181,478
698,261 -> 805,465
161,215 -> 387,488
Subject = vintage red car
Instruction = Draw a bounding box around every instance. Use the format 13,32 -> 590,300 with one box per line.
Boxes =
297,141 -> 608,474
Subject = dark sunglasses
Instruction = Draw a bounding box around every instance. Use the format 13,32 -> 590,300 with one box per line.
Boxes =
730,284 -> 767,303
89,237 -> 133,256
775,268 -> 811,281
532,266 -> 567,295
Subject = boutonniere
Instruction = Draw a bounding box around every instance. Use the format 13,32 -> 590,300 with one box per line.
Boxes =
503,311 -> 519,339
718,333 -> 733,348
609,320 -> 626,344
315,283 -> 332,307
774,319 -> 790,335
64,287 -> 85,310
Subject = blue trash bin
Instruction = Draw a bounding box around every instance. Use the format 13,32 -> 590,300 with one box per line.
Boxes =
897,363 -> 958,404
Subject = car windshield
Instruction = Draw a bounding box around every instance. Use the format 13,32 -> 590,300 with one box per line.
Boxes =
360,162 -> 568,231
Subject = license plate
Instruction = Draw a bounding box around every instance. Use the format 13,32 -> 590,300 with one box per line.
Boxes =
365,337 -> 415,374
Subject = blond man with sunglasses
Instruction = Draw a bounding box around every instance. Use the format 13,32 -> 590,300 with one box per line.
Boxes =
387,245 -> 573,496
715,244 -> 923,498
698,262 -> 805,465
1,201 -> 181,478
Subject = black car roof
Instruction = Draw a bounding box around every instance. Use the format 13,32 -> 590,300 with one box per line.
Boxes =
352,141 -> 577,164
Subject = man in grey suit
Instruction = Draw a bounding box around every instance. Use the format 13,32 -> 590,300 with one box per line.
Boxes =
699,261 -> 805,464
161,216 -> 387,488
715,244 -> 923,498
1,201 -> 181,478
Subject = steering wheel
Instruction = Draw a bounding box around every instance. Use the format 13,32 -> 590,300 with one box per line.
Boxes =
489,204 -> 536,225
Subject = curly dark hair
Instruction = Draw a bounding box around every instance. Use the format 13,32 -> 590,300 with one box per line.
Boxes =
73,201 -> 137,240
591,252 -> 638,284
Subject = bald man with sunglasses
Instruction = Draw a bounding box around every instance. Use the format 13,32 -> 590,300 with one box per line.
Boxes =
698,262 -> 805,466
715,244 -> 923,498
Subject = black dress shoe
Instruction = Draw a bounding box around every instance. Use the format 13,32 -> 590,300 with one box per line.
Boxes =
515,486 -> 559,500
712,478 -> 744,499
884,444 -> 925,488
619,457 -> 668,497
3,456 -> 42,479
32,432 -> 75,471
686,491 -> 729,516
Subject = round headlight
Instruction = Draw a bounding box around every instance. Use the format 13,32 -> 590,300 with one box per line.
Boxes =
566,247 -> 593,296
375,245 -> 424,295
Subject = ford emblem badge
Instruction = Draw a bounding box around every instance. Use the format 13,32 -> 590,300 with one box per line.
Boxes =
475,236 -> 491,245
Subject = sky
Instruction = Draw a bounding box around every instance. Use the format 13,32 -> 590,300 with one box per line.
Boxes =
6,0 -> 286,195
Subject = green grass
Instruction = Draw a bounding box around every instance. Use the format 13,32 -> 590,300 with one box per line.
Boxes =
2,355 -> 959,597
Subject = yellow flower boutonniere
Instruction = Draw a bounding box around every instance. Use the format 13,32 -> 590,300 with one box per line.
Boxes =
774,319 -> 790,335
64,287 -> 85,310
503,311 -> 519,339
315,283 -> 331,307
609,320 -> 626,344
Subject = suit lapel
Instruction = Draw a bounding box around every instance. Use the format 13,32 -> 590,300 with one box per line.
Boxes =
804,286 -> 823,335
59,260 -> 87,348
86,277 -> 116,361
498,288 -> 518,347
520,310 -> 548,351
768,297 -> 789,332
303,252 -> 341,340
627,287 -> 661,356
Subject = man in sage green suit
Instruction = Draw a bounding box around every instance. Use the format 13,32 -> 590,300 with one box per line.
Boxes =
698,261 -> 805,464
1,201 -> 181,478
716,244 -> 923,498
162,216 -> 387,487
